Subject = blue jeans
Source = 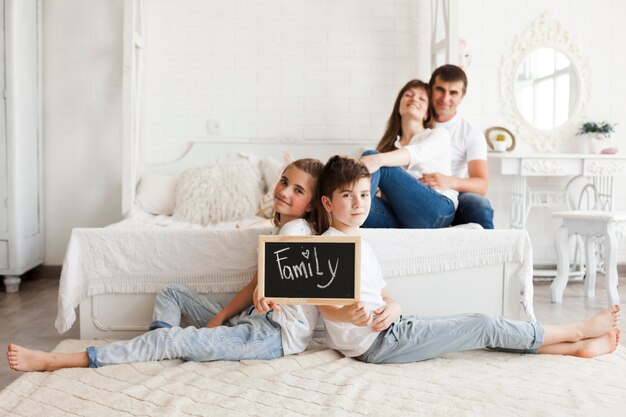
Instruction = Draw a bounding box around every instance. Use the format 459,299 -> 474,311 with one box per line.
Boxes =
452,192 -> 494,229
361,150 -> 456,228
357,313 -> 544,364
86,284 -> 283,367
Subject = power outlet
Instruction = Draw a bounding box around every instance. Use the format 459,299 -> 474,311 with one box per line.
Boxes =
206,119 -> 222,135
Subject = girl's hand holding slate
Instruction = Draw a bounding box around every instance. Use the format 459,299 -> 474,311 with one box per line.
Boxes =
346,302 -> 372,327
253,285 -> 281,314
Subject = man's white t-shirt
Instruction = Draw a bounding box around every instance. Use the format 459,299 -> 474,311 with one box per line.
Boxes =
321,227 -> 386,357
393,127 -> 458,208
271,219 -> 320,356
435,112 -> 487,179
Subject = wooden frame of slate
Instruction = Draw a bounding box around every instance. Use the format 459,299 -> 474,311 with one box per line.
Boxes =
258,235 -> 361,305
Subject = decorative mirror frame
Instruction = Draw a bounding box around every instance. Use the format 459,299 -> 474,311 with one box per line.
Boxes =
500,13 -> 592,152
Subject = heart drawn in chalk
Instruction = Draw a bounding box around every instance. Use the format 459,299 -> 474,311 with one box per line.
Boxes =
302,249 -> 310,259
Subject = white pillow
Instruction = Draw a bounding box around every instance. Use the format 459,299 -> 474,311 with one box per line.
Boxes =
135,174 -> 177,215
173,158 -> 263,225
257,152 -> 295,218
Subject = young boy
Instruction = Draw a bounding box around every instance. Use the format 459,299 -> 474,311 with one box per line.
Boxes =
317,155 -> 621,363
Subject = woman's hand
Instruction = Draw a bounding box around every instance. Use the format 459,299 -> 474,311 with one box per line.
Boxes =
360,154 -> 382,174
371,302 -> 401,332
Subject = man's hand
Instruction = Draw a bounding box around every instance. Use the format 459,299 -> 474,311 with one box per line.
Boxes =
420,172 -> 456,190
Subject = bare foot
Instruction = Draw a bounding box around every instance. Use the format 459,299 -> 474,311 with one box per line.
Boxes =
574,331 -> 618,358
7,344 -> 52,372
576,305 -> 621,340
616,327 -> 622,346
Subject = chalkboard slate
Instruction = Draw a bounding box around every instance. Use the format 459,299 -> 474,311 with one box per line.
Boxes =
258,235 -> 361,305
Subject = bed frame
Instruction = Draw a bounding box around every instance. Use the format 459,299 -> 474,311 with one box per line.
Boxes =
67,139 -> 532,339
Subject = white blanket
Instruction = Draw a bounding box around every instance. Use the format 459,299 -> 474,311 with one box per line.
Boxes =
55,226 -> 534,333
1,340 -> 624,416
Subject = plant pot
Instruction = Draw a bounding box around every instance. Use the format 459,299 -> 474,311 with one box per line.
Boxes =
585,133 -> 611,154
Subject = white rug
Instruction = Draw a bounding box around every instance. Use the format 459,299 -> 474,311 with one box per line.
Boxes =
1,339 -> 625,417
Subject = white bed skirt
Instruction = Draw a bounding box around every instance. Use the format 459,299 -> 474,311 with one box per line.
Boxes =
56,226 -> 535,337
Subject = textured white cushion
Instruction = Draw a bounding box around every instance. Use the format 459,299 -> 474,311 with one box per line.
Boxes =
257,152 -> 295,218
173,157 -> 263,225
135,175 -> 177,215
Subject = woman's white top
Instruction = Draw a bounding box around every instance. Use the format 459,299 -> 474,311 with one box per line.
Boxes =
321,227 -> 386,357
394,128 -> 459,208
271,219 -> 320,356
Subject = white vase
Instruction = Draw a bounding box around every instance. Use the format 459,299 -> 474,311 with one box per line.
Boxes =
586,133 -> 610,154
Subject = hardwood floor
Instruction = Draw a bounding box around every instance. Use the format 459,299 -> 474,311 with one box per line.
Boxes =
1,268 -> 625,390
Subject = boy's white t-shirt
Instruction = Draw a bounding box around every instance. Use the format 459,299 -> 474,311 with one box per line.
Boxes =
321,227 -> 386,357
270,219 -> 320,356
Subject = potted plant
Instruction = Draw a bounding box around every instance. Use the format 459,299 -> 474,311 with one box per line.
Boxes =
577,121 -> 617,154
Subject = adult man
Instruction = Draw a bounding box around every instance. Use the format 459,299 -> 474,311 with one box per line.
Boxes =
421,64 -> 494,229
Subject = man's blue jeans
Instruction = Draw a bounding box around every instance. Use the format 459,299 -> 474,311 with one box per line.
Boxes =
361,150 -> 456,229
452,192 -> 494,229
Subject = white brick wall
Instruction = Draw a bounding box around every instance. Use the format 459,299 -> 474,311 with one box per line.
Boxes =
142,0 -> 431,163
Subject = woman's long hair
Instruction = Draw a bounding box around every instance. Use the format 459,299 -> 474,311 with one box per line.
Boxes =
376,79 -> 434,153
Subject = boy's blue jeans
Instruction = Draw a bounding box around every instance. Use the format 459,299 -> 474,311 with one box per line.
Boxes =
452,192 -> 495,229
357,313 -> 544,364
361,150 -> 456,229
86,284 -> 283,367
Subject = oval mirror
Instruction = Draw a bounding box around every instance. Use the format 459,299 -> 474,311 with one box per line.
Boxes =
514,48 -> 579,131
500,13 -> 591,151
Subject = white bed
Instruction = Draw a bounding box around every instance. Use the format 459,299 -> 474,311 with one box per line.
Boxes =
54,140 -> 535,339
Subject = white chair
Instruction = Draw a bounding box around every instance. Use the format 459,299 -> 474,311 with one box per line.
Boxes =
551,210 -> 626,305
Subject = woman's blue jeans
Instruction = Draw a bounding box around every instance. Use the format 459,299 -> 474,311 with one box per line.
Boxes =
451,192 -> 494,229
361,150 -> 456,229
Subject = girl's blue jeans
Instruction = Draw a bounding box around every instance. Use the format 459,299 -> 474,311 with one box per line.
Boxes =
357,313 -> 544,364
86,284 -> 283,367
361,150 -> 456,229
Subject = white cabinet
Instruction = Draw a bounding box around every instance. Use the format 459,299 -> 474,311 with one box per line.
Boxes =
0,0 -> 43,292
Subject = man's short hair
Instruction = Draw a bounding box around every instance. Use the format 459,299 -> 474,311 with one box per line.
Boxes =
429,64 -> 468,95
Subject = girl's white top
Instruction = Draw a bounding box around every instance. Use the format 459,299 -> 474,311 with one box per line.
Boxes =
321,227 -> 386,357
271,219 -> 320,356
394,128 -> 459,208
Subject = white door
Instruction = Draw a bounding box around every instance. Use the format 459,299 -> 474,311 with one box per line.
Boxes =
0,0 -> 7,234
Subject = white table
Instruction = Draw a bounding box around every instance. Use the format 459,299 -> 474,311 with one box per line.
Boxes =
493,153 -> 626,229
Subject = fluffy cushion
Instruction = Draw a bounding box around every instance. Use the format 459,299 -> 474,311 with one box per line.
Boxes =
173,157 -> 263,225
257,152 -> 295,218
135,175 -> 177,215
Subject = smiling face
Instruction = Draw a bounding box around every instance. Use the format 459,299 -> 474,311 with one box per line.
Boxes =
321,177 -> 371,235
273,166 -> 315,226
430,77 -> 466,122
398,87 -> 430,123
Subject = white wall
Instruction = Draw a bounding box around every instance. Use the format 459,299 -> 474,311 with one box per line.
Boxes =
43,0 -> 124,263
42,0 -> 626,265
141,0 -> 430,163
457,0 -> 626,263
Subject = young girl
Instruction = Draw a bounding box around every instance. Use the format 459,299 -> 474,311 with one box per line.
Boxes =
360,79 -> 457,229
7,158 -> 324,372
317,155 -> 621,363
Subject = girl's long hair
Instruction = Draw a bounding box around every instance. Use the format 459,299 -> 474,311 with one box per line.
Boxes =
271,158 -> 324,234
376,79 -> 434,153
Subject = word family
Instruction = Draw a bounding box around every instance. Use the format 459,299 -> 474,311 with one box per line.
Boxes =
273,246 -> 339,289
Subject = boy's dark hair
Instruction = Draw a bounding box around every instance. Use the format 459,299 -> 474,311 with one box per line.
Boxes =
315,155 -> 371,232
429,64 -> 468,95
272,158 -> 324,233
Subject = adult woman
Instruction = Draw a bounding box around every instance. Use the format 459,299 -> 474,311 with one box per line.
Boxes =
360,79 -> 457,228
